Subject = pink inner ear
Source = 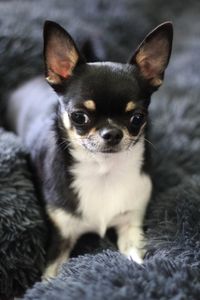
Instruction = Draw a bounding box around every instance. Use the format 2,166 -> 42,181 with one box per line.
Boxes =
46,35 -> 79,81
51,60 -> 71,78
135,33 -> 170,81
139,58 -> 161,79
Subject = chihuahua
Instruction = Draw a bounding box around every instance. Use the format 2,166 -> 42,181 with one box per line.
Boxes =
7,20 -> 173,277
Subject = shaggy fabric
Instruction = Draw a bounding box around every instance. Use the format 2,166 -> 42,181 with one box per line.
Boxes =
0,129 -> 48,299
0,0 -> 200,299
23,251 -> 200,300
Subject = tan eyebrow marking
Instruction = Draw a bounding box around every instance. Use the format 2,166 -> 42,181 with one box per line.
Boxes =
125,101 -> 136,112
83,100 -> 96,111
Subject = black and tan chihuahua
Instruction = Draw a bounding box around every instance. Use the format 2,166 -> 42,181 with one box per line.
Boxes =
7,21 -> 173,277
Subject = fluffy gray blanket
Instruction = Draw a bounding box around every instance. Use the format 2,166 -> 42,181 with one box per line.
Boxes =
0,129 -> 47,298
0,0 -> 200,299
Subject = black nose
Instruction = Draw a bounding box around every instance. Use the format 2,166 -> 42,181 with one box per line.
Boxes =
100,128 -> 123,146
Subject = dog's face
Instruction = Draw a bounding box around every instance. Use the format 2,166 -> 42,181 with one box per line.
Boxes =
56,62 -> 150,153
44,21 -> 173,153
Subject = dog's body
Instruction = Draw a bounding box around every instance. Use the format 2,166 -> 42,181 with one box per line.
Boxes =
7,21 -> 173,277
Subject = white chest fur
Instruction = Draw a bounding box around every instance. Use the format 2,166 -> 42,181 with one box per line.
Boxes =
70,139 -> 152,237
45,140 -> 152,277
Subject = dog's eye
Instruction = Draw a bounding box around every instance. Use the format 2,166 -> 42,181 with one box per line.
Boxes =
130,113 -> 145,127
71,111 -> 90,126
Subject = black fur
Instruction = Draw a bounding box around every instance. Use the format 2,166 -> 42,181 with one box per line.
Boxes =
0,1 -> 200,298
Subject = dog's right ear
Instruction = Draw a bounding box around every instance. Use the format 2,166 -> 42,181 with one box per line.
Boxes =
43,21 -> 84,88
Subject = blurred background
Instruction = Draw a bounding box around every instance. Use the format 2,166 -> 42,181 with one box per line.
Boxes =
0,0 -> 200,106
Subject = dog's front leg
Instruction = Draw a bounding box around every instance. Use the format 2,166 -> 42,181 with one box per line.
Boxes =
117,211 -> 146,264
43,208 -> 82,279
117,174 -> 152,263
43,237 -> 74,279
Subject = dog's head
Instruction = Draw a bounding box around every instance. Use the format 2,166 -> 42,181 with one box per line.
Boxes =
43,21 -> 173,153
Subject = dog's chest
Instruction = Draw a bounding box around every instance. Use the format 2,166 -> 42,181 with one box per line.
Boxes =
70,142 -> 150,235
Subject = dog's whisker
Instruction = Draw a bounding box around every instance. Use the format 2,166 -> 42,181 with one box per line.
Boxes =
143,138 -> 157,151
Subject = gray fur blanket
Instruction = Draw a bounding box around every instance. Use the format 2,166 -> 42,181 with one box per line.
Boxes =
0,0 -> 200,299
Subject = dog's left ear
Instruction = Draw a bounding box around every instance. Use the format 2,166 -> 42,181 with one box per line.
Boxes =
43,20 -> 84,87
130,22 -> 173,88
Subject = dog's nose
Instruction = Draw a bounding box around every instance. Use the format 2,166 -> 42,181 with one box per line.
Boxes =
100,128 -> 123,145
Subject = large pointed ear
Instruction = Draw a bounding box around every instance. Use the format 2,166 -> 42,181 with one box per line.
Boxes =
43,20 -> 84,87
130,22 -> 173,88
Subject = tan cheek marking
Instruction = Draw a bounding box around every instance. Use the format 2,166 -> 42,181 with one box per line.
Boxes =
125,101 -> 136,112
67,127 -> 80,144
122,127 -> 131,138
88,127 -> 96,135
61,113 -> 97,144
62,111 -> 71,130
71,127 -> 97,139
67,127 -> 89,149
83,100 -> 96,111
